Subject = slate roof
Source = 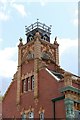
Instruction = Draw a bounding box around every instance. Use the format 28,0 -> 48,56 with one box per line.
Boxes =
50,70 -> 64,79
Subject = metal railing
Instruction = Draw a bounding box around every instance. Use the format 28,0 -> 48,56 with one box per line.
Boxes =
25,21 -> 52,34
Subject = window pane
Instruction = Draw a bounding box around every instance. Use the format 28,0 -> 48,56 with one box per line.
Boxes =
28,77 -> 30,91
22,112 -> 27,120
28,112 -> 34,118
24,79 -> 26,92
22,80 -> 24,93
31,76 -> 34,90
25,78 -> 28,91
32,76 -> 34,90
40,112 -> 44,120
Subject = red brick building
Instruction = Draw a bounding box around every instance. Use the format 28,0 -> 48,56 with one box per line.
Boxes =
2,21 -> 80,119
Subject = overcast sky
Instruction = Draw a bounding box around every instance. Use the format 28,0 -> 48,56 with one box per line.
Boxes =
0,0 -> 78,95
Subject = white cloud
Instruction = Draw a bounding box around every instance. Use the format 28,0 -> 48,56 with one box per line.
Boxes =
51,37 -> 78,75
0,0 -> 7,3
23,0 -> 78,3
0,46 -> 18,78
51,37 -> 78,57
0,11 -> 9,21
0,0 -> 15,4
0,1 -> 10,21
0,1 -> 27,21
39,0 -> 48,6
0,38 -> 2,42
58,38 -> 78,57
75,9 -> 78,16
73,18 -> 78,26
12,3 -> 27,17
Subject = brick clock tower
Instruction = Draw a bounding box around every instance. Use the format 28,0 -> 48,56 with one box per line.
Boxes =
2,20 -> 80,119
17,20 -> 59,106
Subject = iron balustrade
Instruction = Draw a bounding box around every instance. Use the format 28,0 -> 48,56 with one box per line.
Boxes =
25,21 -> 51,34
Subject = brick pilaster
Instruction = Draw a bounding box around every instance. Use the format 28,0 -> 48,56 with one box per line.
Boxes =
16,38 -> 23,106
34,32 -> 41,99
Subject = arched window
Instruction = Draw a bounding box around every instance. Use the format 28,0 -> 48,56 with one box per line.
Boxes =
27,34 -> 33,43
21,112 -> 27,120
42,33 -> 50,42
28,111 -> 34,119
39,112 -> 44,120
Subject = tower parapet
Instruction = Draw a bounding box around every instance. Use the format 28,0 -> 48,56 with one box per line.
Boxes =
25,20 -> 52,43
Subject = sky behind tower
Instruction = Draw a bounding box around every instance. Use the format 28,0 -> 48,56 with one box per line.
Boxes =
0,0 -> 78,95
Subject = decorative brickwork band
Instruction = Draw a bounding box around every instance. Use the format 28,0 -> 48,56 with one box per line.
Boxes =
64,72 -> 72,86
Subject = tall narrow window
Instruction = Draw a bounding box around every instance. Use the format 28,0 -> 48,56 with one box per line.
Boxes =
22,80 -> 24,93
21,112 -> 27,120
24,79 -> 26,92
22,79 -> 26,93
39,112 -> 44,120
31,76 -> 34,90
26,78 -> 28,91
28,77 -> 30,91
28,111 -> 34,119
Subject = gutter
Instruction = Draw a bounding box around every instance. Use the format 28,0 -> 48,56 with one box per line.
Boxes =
51,95 -> 65,120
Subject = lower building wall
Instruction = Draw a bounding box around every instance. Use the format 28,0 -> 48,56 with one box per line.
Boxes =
2,80 -> 20,118
38,69 -> 66,118
55,99 -> 66,118
2,69 -> 66,118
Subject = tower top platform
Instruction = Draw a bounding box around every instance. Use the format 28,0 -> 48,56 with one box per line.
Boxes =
25,20 -> 52,35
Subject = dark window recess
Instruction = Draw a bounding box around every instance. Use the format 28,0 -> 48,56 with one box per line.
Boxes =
22,76 -> 34,93
41,52 -> 49,60
22,80 -> 24,93
26,78 -> 28,91
31,77 -> 32,90
27,52 -> 34,60
43,34 -> 50,42
28,112 -> 34,118
22,79 -> 28,93
40,112 -> 44,120
28,77 -> 30,91
31,76 -> 34,90
21,112 -> 27,119
27,34 -> 33,43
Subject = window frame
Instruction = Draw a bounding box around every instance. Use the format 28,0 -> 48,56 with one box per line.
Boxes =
28,111 -> 34,119
39,112 -> 44,120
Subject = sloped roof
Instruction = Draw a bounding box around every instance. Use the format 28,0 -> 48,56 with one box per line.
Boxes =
45,68 -> 64,81
50,70 -> 64,79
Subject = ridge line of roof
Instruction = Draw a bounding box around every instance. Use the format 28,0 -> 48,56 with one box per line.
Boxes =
45,68 -> 60,81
